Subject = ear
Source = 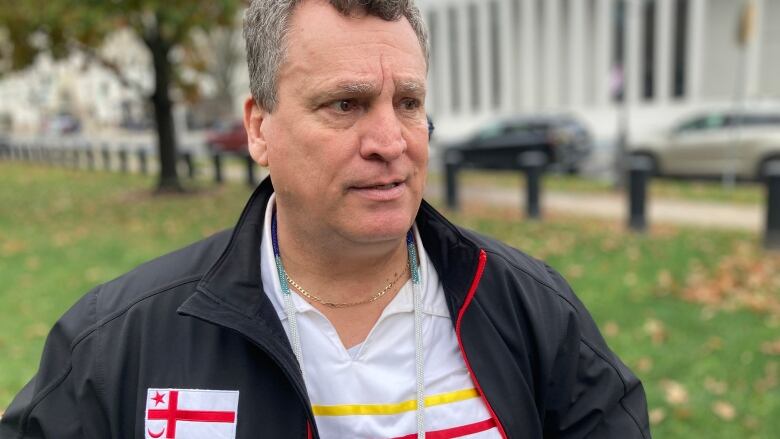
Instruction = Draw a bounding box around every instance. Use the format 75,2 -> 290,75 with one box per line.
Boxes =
244,95 -> 269,166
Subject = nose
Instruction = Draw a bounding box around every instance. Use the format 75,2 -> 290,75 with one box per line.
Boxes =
359,104 -> 406,162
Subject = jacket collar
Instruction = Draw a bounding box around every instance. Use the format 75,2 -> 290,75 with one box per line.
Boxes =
180,175 -> 483,339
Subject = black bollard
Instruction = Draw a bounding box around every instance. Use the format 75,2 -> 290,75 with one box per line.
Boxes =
119,148 -> 129,173
102,146 -> 111,171
245,154 -> 256,187
86,147 -> 95,170
180,151 -> 195,179
627,155 -> 653,232
213,152 -> 224,184
518,151 -> 547,220
138,149 -> 148,175
70,147 -> 80,169
764,160 -> 780,250
444,149 -> 462,210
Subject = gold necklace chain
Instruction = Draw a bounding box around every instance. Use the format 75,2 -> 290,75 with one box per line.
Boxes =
285,264 -> 409,308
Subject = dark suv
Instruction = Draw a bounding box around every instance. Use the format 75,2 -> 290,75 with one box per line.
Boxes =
444,115 -> 593,173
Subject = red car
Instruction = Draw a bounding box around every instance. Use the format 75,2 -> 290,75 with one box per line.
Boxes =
206,121 -> 248,155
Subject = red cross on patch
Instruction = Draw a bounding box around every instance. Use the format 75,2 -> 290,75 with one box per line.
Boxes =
145,388 -> 239,439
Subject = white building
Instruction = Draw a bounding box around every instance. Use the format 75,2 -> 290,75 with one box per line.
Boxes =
2,0 -> 777,144
418,0 -> 780,142
0,30 -> 155,133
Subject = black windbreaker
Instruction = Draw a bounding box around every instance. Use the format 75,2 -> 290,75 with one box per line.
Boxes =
1,177 -> 651,438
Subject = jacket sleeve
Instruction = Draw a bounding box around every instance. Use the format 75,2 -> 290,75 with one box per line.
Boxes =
542,268 -> 651,439
0,289 -> 104,439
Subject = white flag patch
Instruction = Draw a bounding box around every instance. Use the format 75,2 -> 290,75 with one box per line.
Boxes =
145,388 -> 239,439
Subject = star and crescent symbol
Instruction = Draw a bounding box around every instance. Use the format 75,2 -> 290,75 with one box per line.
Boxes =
148,391 -> 167,438
151,391 -> 167,407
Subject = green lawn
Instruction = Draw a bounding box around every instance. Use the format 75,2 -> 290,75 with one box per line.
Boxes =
1,163 -> 778,438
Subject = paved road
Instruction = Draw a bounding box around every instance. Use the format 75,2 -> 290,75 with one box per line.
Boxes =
424,183 -> 763,232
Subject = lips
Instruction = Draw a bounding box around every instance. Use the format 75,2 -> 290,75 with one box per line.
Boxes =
351,177 -> 405,190
365,182 -> 400,190
349,179 -> 407,201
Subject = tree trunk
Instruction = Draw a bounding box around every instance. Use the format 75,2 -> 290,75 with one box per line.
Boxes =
148,31 -> 182,192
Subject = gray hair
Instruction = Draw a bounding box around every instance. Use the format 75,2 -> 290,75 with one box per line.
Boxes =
243,0 -> 429,112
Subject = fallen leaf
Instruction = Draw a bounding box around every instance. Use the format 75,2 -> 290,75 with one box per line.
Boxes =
660,380 -> 689,406
643,318 -> 668,345
712,401 -> 736,421
704,376 -> 728,395
635,357 -> 653,373
761,339 -> 780,356
649,408 -> 666,425
602,321 -> 620,338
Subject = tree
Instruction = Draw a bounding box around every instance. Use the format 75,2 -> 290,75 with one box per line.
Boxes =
0,0 -> 243,192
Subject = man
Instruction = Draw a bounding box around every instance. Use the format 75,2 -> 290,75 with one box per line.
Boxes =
1,0 -> 651,438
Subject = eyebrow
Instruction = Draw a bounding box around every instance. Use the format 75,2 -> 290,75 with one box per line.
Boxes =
311,78 -> 427,104
396,79 -> 426,95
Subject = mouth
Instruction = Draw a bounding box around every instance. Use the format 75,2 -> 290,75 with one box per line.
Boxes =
362,182 -> 401,190
349,179 -> 407,201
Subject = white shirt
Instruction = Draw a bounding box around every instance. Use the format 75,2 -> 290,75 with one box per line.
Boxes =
260,195 -> 500,438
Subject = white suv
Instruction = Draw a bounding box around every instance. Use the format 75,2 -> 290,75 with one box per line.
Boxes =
631,110 -> 780,180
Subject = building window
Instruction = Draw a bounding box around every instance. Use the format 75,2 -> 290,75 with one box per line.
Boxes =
561,0 -> 571,105
427,10 -> 439,114
468,4 -> 481,111
612,0 -> 627,103
489,0 -> 502,109
643,0 -> 656,100
447,6 -> 461,113
672,0 -> 688,98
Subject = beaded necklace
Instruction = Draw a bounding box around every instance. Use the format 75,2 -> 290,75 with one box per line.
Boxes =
271,211 -> 426,438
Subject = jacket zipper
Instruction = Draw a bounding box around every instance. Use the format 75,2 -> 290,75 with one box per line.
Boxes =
454,249 -> 509,439
179,301 -> 318,438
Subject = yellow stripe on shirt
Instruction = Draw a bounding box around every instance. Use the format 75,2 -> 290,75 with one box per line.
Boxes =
311,388 -> 479,417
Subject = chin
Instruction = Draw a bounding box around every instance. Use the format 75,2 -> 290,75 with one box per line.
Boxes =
347,214 -> 415,244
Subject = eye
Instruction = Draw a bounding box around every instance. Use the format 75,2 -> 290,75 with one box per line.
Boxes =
330,99 -> 358,113
400,98 -> 421,111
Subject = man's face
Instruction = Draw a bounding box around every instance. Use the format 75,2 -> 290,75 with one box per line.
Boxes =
246,0 -> 429,246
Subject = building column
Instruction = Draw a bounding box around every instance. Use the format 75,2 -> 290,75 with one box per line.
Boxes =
520,0 -> 538,111
568,0 -> 587,108
745,0 -> 765,98
498,0 -> 516,113
420,6 -> 437,116
685,0 -> 707,101
654,0 -> 673,103
434,7 -> 452,117
478,0 -> 494,113
457,0 -> 473,114
594,0 -> 614,107
625,0 -> 643,104
543,0 -> 562,109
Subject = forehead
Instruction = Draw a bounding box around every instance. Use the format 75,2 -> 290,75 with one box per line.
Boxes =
278,0 -> 427,92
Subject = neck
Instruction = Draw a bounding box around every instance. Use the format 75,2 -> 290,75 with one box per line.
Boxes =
273,207 -> 411,301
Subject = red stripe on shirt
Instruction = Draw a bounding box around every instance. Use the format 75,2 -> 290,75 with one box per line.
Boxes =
391,418 -> 497,439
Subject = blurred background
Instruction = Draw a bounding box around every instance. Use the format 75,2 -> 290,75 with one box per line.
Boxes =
1,0 -> 779,438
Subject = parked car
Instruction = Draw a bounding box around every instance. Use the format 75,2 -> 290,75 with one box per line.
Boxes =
443,115 -> 593,173
630,110 -> 780,180
43,114 -> 81,135
206,120 -> 248,155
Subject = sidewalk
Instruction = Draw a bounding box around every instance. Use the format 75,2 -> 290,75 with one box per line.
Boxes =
424,183 -> 764,232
